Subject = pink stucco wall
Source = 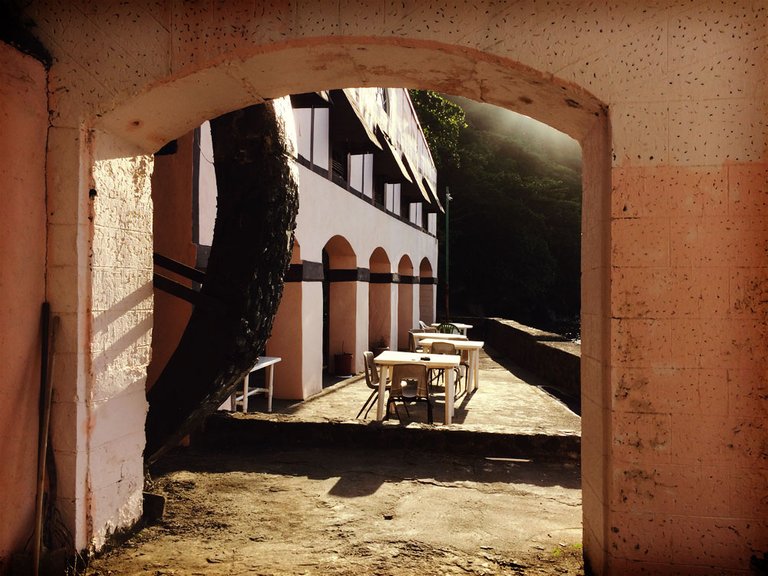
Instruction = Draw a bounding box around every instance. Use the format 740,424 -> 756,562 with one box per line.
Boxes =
0,42 -> 48,572
147,131 -> 196,389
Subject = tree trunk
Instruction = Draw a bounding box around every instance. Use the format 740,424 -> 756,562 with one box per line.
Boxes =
145,101 -> 299,463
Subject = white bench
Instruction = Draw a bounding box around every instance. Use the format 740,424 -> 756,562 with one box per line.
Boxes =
227,356 -> 281,413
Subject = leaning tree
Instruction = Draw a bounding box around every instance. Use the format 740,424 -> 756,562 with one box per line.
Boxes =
145,101 -> 299,463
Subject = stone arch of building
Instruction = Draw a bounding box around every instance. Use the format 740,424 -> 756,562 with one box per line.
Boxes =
418,257 -> 435,326
368,247 -> 393,352
322,235 -> 359,374
396,254 -> 416,351
70,33 -> 609,569
264,238 -> 310,399
290,238 -> 302,264
97,38 -> 604,152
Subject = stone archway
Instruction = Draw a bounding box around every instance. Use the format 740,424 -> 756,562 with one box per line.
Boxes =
52,35 -> 612,564
418,257 -> 436,325
48,33 -> 611,565
369,247 -> 393,352
322,235 -> 359,375
396,255 -> 416,350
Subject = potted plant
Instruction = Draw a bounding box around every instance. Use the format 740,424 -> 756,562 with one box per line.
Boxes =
371,337 -> 389,357
334,342 -> 354,376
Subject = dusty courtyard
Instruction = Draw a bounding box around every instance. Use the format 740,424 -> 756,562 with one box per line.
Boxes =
83,445 -> 583,576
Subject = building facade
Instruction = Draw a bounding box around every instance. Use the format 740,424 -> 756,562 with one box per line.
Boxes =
150,88 -> 439,401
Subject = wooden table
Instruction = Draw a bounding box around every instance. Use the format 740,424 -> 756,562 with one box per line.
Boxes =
419,338 -> 484,392
228,356 -> 281,413
374,350 -> 461,425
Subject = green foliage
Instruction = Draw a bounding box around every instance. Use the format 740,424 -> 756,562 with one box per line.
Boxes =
408,90 -> 467,173
410,91 -> 582,334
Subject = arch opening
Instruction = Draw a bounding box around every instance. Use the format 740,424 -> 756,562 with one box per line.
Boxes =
369,247 -> 393,353
322,235 -> 359,376
418,257 -> 435,326
91,34 -> 609,572
396,255 -> 416,350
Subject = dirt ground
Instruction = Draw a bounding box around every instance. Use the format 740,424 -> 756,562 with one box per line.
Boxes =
83,446 -> 583,576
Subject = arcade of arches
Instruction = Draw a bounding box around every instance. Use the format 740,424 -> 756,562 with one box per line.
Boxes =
1,2 -> 766,574
269,235 -> 435,397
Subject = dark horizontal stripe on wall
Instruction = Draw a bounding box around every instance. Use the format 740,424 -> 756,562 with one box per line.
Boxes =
327,268 -> 369,282
303,261 -> 324,281
284,264 -> 304,282
370,272 -> 396,284
286,265 -> 429,284
285,261 -> 325,282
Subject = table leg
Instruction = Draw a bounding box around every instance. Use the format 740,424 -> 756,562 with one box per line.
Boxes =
376,366 -> 390,420
473,350 -> 480,390
445,368 -> 454,424
242,373 -> 250,412
464,352 -> 473,391
266,365 -> 274,412
230,384 -> 238,411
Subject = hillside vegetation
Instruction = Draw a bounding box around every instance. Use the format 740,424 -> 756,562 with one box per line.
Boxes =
410,91 -> 582,336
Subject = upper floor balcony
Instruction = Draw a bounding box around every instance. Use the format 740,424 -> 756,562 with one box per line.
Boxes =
292,88 -> 440,236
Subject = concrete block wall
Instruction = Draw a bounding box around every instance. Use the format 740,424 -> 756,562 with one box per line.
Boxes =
601,4 -> 768,570
483,319 -> 581,407
86,133 -> 152,549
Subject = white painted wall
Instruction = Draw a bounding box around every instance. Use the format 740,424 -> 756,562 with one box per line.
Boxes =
295,166 -> 437,270
197,121 -> 216,246
343,88 -> 437,199
87,131 -> 152,549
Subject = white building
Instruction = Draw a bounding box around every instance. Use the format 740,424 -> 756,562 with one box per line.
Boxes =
149,88 -> 440,401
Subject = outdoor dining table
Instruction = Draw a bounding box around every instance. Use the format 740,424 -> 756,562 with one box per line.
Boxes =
418,338 -> 484,393
374,350 -> 461,425
431,322 -> 473,336
411,331 -> 467,350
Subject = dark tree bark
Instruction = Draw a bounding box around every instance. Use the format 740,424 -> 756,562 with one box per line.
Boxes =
145,101 -> 299,463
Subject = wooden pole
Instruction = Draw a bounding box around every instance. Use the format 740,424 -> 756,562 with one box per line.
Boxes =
33,303 -> 59,576
444,188 -> 452,321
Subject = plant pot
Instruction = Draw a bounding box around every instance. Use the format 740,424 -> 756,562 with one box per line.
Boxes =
334,352 -> 353,376
372,346 -> 389,357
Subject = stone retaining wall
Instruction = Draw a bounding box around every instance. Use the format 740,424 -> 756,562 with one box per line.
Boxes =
454,317 -> 580,413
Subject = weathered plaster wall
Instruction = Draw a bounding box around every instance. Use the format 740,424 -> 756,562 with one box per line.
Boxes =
580,113 -> 613,575
87,132 -> 152,549
15,1 -> 767,572
600,8 -> 768,572
0,41 -> 48,573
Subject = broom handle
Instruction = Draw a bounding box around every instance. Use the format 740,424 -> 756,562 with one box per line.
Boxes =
33,304 -> 58,576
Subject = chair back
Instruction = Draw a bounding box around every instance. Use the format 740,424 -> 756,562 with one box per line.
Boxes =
437,322 -> 461,334
418,320 -> 429,330
390,364 -> 429,397
363,351 -> 379,390
430,341 -> 457,356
